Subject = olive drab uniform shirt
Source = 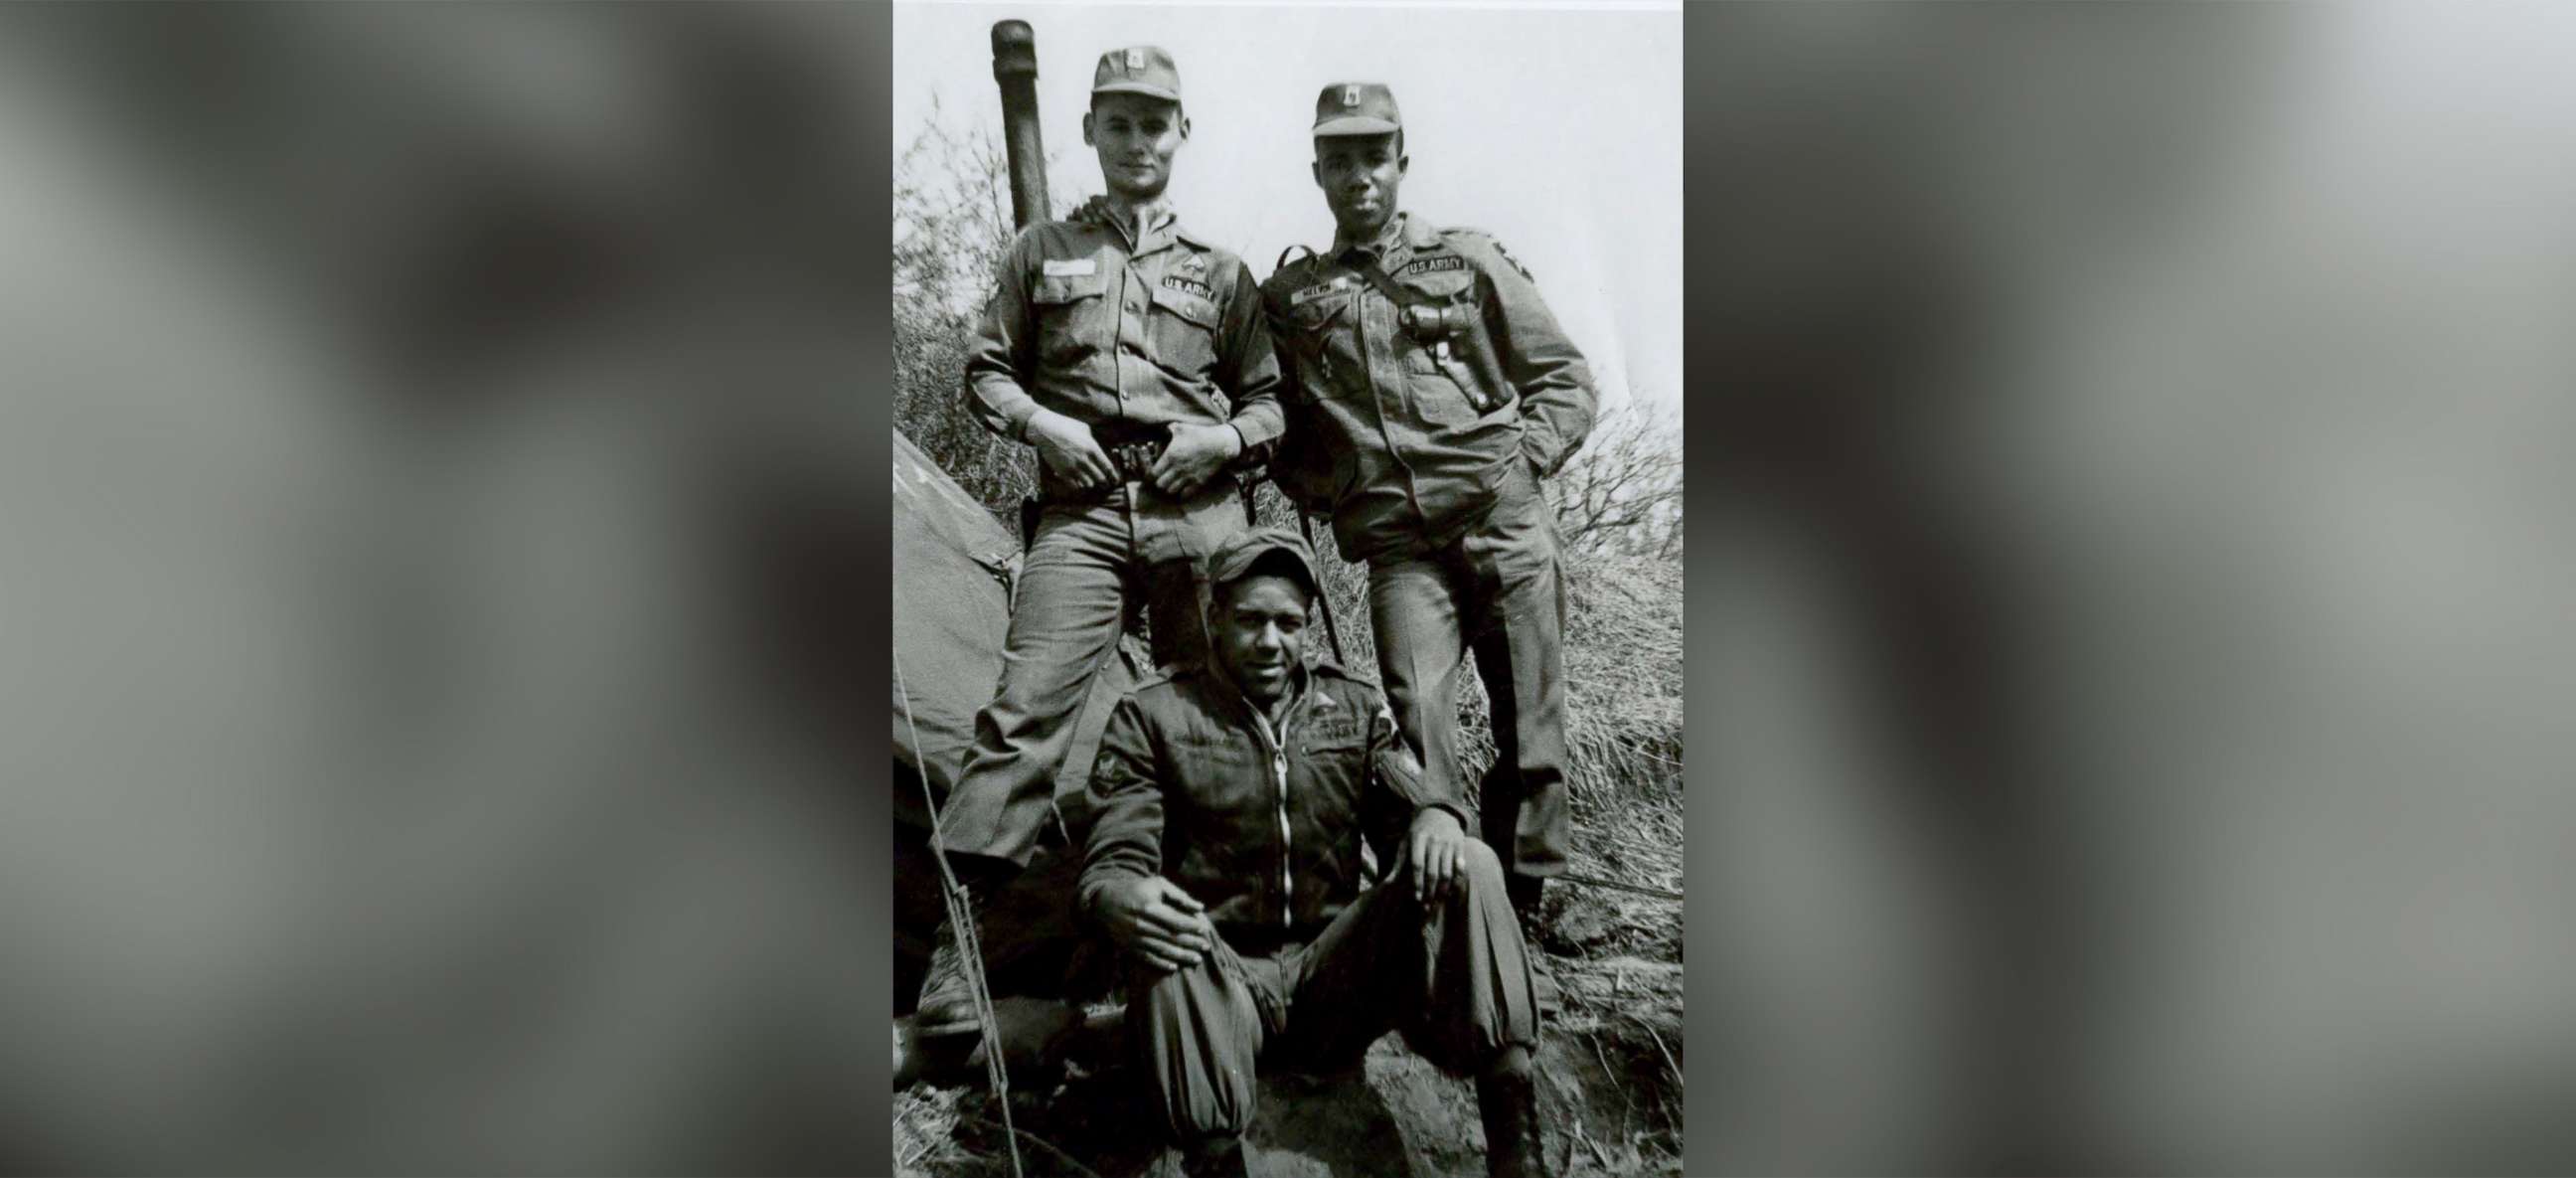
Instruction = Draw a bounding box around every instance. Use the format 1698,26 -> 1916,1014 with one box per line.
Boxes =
964,209 -> 1286,500
1260,212 -> 1596,563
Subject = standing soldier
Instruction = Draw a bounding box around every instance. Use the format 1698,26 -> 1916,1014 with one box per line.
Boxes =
1262,83 -> 1595,1005
918,45 -> 1286,1037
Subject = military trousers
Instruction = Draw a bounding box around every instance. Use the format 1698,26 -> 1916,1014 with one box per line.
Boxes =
936,480 -> 1246,870
1368,461 -> 1572,890
1132,839 -> 1539,1145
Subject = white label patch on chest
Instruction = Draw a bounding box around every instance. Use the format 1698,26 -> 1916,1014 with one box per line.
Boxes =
1042,257 -> 1097,277
1288,277 -> 1354,307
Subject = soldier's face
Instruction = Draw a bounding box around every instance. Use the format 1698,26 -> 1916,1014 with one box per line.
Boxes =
1083,94 -> 1187,201
1313,133 -> 1406,236
1213,575 -> 1310,705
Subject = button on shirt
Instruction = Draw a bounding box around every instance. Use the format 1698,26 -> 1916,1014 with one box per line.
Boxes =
964,208 -> 1285,493
1261,213 -> 1595,563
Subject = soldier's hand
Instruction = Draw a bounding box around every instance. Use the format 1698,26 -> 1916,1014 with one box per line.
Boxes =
1096,875 -> 1215,973
1027,409 -> 1116,489
1405,807 -> 1470,908
1150,423 -> 1241,498
1068,194 -> 1114,226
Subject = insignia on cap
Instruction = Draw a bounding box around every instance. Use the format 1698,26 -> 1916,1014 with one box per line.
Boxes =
1126,49 -> 1144,71
1341,84 -> 1360,107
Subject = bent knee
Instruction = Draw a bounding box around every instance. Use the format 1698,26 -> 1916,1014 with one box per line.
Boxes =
1457,838 -> 1506,885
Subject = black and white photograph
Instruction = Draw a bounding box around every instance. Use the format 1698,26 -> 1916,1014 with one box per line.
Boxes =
889,4 -> 1684,1175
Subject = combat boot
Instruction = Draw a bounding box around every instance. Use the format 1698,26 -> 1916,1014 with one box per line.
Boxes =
1477,1048 -> 1549,1178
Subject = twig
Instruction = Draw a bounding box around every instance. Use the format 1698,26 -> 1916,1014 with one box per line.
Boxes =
1628,1013 -> 1685,1091
955,1113 -> 1105,1178
1559,871 -> 1684,903
1570,1117 -> 1617,1171
896,653 -> 1023,1178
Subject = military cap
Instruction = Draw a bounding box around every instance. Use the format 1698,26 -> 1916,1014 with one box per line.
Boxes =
1313,82 -> 1400,136
1208,526 -> 1320,598
1093,45 -> 1181,102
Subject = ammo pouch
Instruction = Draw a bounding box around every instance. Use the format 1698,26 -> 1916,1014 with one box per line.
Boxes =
1353,260 -> 1511,413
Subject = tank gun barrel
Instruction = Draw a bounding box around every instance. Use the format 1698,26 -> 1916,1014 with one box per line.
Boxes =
990,20 -> 1047,231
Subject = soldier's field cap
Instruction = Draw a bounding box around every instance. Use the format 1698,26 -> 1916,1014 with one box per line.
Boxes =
1093,45 -> 1181,102
1313,82 -> 1400,136
1208,527 -> 1320,597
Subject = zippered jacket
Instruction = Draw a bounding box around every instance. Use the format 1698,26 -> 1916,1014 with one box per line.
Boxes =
1079,661 -> 1471,940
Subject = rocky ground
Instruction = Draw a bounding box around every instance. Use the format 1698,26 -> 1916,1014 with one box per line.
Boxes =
895,900 -> 1684,1178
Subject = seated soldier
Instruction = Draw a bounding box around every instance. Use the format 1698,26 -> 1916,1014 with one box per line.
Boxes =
1079,528 -> 1548,1178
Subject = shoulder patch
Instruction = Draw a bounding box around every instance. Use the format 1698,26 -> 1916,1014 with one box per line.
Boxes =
1437,226 -> 1532,281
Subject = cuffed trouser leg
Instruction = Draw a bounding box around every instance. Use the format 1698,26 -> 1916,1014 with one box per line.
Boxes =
1283,840 -> 1540,1079
1135,942 -> 1270,1144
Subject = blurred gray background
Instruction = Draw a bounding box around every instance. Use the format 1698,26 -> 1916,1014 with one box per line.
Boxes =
0,6 -> 889,1172
1692,4 -> 2576,1174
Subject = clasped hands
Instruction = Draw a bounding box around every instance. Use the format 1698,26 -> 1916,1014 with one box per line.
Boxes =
1026,410 -> 1239,499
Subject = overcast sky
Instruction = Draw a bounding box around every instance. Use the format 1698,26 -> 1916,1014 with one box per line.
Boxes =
891,1 -> 1684,416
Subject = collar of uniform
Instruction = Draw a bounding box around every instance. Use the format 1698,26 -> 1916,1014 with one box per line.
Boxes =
1333,211 -> 1412,264
1103,200 -> 1182,254
1215,660 -> 1311,735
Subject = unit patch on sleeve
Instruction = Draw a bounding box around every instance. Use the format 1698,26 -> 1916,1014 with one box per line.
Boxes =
1399,255 -> 1470,276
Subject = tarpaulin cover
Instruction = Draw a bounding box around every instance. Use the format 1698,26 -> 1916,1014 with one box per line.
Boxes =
889,428 -> 1133,833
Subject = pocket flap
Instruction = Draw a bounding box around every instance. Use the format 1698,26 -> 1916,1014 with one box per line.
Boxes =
1149,282 -> 1221,328
1033,271 -> 1107,304
1397,268 -> 1476,301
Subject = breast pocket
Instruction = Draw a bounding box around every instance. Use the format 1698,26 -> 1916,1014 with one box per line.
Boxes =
1031,272 -> 1108,366
1148,282 -> 1222,379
